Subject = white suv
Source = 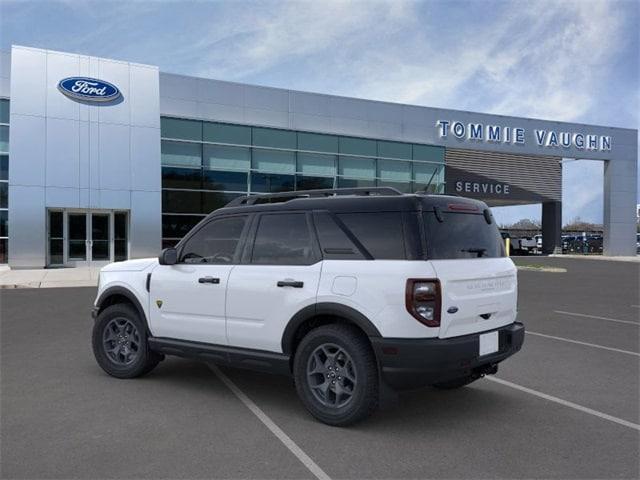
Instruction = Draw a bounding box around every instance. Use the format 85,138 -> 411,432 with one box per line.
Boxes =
91,188 -> 524,426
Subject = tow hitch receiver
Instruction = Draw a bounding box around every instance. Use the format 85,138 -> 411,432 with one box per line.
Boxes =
474,363 -> 498,378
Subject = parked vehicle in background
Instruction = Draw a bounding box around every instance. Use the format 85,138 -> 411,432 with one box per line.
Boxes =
563,234 -> 603,254
533,234 -> 543,254
500,231 -> 537,255
518,237 -> 537,254
91,188 -> 524,426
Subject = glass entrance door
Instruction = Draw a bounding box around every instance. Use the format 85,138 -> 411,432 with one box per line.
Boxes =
91,213 -> 110,261
68,213 -> 87,262
47,210 -> 129,267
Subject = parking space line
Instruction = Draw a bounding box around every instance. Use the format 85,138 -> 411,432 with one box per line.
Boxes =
486,377 -> 640,431
554,310 -> 639,326
527,330 -> 639,356
209,364 -> 331,480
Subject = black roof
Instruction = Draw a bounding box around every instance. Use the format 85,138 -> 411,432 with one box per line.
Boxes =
208,188 -> 489,218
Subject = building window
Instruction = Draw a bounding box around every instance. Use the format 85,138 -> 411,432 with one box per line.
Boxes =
162,166 -> 202,190
297,152 -> 336,177
162,190 -> 203,214
339,137 -> 377,157
252,149 -> 296,174
203,144 -> 250,171
250,172 -> 295,193
0,126 -> 8,154
162,214 -> 205,239
0,99 -> 8,124
338,156 -> 376,180
161,140 -> 201,167
414,163 -> 444,193
160,116 -> 445,247
252,127 -> 296,149
0,155 -> 7,180
0,99 -> 8,264
298,132 -> 339,154
203,122 -> 251,145
378,140 -> 412,160
202,170 -> 248,192
161,117 -> 202,141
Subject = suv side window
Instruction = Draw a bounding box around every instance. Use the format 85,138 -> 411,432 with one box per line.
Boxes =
180,215 -> 248,264
251,213 -> 316,265
313,211 -> 366,260
337,212 -> 406,260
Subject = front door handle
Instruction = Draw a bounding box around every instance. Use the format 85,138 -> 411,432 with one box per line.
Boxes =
198,276 -> 220,284
277,280 -> 304,288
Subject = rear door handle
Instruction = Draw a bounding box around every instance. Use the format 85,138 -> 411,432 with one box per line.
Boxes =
277,280 -> 304,288
198,277 -> 220,284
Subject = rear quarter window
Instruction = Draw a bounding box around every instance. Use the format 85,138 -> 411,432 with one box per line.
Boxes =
423,211 -> 505,259
337,212 -> 406,260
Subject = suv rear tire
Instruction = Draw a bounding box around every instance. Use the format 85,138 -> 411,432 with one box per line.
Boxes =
293,324 -> 378,426
92,303 -> 162,379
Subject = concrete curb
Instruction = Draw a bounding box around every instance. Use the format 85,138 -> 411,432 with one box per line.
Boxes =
0,267 -> 100,289
0,280 -> 98,289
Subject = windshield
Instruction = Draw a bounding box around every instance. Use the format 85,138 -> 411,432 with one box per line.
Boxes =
423,211 -> 505,259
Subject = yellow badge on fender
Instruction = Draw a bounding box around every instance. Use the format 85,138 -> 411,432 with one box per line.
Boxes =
156,300 -> 163,308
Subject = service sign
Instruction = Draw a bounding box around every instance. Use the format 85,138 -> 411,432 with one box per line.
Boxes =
58,77 -> 121,102
444,166 -> 549,202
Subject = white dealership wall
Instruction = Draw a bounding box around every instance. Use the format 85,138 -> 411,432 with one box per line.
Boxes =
8,46 -> 161,267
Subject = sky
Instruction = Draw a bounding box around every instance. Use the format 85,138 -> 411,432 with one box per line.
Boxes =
1,0 -> 638,226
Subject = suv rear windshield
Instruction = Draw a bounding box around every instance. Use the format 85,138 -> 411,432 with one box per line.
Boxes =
423,211 -> 505,259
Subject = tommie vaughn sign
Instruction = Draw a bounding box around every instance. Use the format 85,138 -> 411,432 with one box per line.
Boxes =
58,77 -> 121,102
436,120 -> 612,152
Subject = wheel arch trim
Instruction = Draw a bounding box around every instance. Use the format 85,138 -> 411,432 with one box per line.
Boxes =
95,286 -> 148,328
281,302 -> 381,355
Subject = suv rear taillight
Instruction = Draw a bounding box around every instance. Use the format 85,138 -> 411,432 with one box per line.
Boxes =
405,279 -> 441,327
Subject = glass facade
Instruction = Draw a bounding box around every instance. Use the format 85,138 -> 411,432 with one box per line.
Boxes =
160,117 -> 445,246
0,99 -> 8,263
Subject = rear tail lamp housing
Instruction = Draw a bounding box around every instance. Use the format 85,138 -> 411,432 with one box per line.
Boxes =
405,279 -> 441,327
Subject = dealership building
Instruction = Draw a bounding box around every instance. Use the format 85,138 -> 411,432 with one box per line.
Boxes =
0,45 -> 637,268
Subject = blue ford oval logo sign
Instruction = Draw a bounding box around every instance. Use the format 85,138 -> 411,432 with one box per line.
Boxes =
58,77 -> 121,102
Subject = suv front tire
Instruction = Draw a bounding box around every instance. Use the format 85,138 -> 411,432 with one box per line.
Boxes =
92,303 -> 162,379
293,324 -> 379,426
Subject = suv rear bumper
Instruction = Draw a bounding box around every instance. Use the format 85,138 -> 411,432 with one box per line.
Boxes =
370,322 -> 525,390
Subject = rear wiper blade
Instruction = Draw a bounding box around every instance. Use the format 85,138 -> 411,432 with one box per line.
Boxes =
461,248 -> 487,257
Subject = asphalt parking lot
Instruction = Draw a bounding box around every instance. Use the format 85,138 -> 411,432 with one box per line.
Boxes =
1,257 -> 638,479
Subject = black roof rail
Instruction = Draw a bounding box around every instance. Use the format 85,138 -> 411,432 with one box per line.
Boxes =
225,187 -> 403,207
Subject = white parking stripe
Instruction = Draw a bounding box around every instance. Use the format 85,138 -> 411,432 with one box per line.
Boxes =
554,310 -> 639,326
527,330 -> 639,357
486,376 -> 640,431
209,364 -> 331,480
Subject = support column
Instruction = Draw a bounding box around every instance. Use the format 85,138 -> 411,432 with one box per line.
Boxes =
542,201 -> 562,254
603,153 -> 637,256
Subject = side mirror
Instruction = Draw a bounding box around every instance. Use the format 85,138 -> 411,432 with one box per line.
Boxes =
159,247 -> 178,265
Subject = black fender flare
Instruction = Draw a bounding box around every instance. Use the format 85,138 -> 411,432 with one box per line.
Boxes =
95,286 -> 148,329
281,302 -> 381,355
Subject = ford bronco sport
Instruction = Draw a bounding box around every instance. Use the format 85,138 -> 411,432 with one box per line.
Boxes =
91,187 -> 524,426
